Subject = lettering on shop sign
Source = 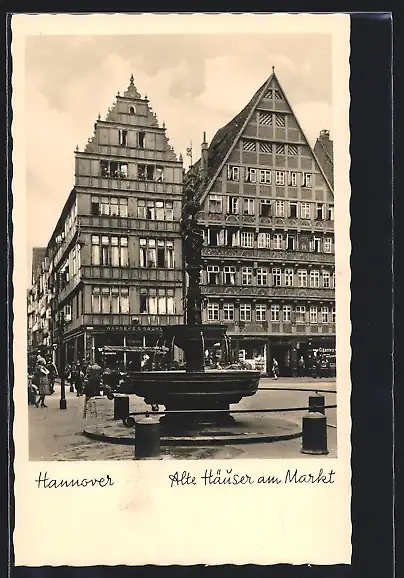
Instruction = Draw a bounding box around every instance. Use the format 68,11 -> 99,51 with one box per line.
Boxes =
168,468 -> 336,487
34,471 -> 114,489
99,326 -> 162,333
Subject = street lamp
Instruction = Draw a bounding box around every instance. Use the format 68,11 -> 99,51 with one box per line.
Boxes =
59,309 -> 67,410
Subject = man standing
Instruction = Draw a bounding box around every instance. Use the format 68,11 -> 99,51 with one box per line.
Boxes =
46,358 -> 58,394
83,360 -> 103,418
298,356 -> 306,378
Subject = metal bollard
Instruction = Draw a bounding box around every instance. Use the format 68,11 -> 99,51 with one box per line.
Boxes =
301,411 -> 329,455
113,394 -> 129,420
309,391 -> 325,414
135,415 -> 161,460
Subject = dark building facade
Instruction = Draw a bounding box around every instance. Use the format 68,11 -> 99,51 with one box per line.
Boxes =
187,71 -> 336,375
29,76 -> 184,370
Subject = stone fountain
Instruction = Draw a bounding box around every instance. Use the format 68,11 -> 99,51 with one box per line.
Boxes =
120,173 -> 261,433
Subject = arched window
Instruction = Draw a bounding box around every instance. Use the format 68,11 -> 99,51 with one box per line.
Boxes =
129,105 -> 135,114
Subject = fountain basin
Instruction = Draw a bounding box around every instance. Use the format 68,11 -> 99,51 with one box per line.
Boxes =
117,369 -> 261,430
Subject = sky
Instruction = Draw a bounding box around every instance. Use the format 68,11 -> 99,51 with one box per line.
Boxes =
25,32 -> 332,284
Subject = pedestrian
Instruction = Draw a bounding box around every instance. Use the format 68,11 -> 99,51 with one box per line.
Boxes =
272,358 -> 279,380
33,356 -> 51,408
73,362 -> 84,396
83,360 -> 103,417
46,358 -> 58,394
298,356 -> 306,378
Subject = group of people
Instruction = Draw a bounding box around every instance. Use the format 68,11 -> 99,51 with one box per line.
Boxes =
28,355 -> 104,409
28,355 -> 58,407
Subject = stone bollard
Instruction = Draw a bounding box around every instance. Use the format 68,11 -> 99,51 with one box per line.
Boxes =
135,415 -> 161,460
309,391 -> 325,414
113,394 -> 129,420
301,411 -> 329,455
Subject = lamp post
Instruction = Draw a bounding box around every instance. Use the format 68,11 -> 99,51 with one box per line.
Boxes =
59,309 -> 67,410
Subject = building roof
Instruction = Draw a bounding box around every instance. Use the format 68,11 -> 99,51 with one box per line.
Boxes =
314,130 -> 334,188
186,70 -> 334,203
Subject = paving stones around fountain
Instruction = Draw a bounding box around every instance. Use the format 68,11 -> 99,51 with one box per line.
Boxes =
83,414 -> 302,446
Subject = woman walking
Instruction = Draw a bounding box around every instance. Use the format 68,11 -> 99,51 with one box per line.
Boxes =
34,356 -> 51,408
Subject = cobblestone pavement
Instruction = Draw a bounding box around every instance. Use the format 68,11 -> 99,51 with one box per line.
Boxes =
28,378 -> 337,461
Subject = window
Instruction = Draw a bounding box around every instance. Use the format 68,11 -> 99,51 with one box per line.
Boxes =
295,305 -> 306,323
118,129 -> 128,146
138,164 -> 156,181
259,171 -> 271,187
129,106 -> 136,114
91,196 -> 100,215
137,199 -> 146,219
91,235 -> 100,265
257,232 -> 271,248
243,198 -> 255,215
137,131 -> 145,148
310,306 -> 318,324
155,166 -> 164,182
259,112 -> 272,125
223,303 -> 234,321
283,305 -> 292,322
303,173 -> 313,187
227,165 -> 240,181
275,200 -> 285,217
288,144 -> 298,156
324,237 -> 333,253
312,237 -> 321,253
275,171 -> 285,185
227,196 -> 239,214
139,239 -> 174,269
100,160 -> 128,178
289,172 -> 298,187
309,270 -> 320,288
259,200 -> 271,218
165,201 -> 174,221
289,202 -> 298,218
287,235 -> 296,250
245,167 -> 257,183
92,286 -> 130,314
241,231 -> 254,248
297,269 -> 308,287
284,268 -> 294,287
243,140 -> 256,152
139,288 -> 175,315
208,194 -> 223,213
240,304 -> 252,322
276,144 -> 285,155
273,234 -> 283,250
207,302 -> 219,321
270,304 -> 280,322
323,271 -> 331,288
316,203 -> 324,220
327,205 -> 334,221
207,265 -> 220,285
138,199 -> 173,220
332,271 -> 336,289
257,267 -> 268,286
92,287 -> 101,313
321,307 -> 329,323
91,235 -> 128,267
256,304 -> 267,322
96,196 -> 128,217
272,268 -> 282,286
275,114 -> 286,127
155,201 -> 165,221
241,267 -> 253,285
300,203 -> 311,219
331,307 -> 336,323
208,228 -> 226,247
224,266 -> 236,285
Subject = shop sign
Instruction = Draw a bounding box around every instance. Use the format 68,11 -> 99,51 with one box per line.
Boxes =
85,325 -> 161,333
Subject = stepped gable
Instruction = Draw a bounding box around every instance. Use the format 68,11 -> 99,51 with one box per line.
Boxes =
187,70 -> 334,202
82,74 -> 178,162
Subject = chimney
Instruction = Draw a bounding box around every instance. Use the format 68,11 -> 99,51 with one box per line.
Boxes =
319,129 -> 330,140
200,132 -> 208,179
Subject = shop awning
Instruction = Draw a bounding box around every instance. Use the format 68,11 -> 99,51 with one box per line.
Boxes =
101,345 -> 169,354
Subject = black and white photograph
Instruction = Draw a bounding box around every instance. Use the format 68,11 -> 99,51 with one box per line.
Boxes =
12,13 -> 351,566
